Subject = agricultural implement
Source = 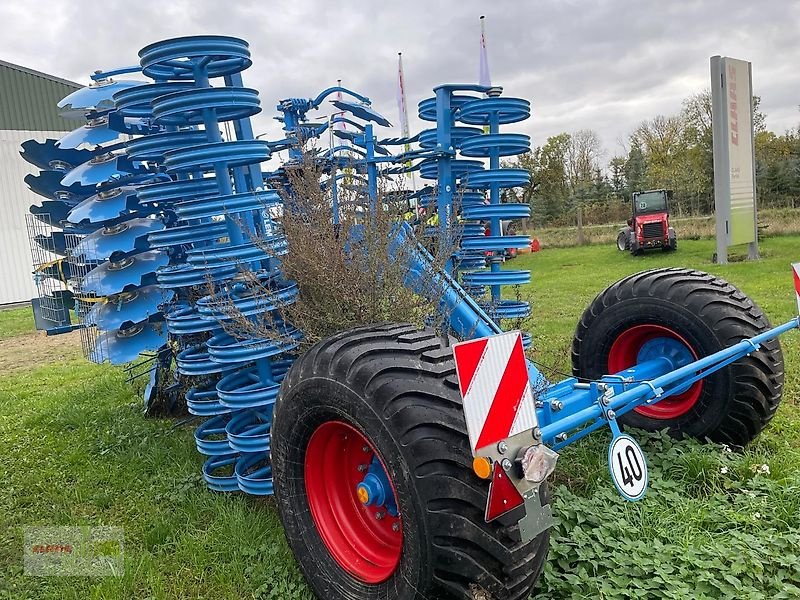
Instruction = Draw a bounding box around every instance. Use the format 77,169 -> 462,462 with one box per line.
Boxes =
617,188 -> 678,254
19,35 -> 799,600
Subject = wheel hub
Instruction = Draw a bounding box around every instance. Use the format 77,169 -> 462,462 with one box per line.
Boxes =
304,421 -> 402,583
608,324 -> 703,419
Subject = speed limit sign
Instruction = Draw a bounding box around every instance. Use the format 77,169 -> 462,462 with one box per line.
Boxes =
608,434 -> 648,501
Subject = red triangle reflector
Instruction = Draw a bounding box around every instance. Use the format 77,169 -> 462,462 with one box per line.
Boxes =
485,461 -> 525,522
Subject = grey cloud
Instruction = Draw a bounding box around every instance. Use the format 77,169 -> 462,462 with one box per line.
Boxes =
1,0 -> 797,162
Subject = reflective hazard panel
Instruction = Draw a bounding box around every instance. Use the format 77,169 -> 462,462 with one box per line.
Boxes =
452,331 -> 537,455
792,263 -> 800,315
485,461 -> 525,521
608,434 -> 648,501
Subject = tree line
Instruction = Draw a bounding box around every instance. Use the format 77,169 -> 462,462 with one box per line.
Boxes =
506,92 -> 800,226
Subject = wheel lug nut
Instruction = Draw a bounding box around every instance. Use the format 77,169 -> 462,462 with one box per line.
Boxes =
357,464 -> 368,472
392,522 -> 400,532
362,445 -> 369,453
375,511 -> 384,520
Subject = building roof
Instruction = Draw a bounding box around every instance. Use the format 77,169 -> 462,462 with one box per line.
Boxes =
0,59 -> 82,132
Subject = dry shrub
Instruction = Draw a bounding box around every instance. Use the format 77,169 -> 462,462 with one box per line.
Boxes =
216,153 -> 456,349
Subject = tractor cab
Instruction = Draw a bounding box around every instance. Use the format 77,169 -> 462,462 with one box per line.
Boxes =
618,189 -> 677,254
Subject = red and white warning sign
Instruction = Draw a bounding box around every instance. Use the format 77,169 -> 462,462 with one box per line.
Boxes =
793,263 -> 800,315
453,331 -> 538,454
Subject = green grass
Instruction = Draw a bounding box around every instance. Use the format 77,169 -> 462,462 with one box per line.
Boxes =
0,307 -> 34,340
1,237 -> 799,599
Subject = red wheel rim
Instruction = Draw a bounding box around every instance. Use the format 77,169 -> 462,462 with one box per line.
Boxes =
608,324 -> 703,419
304,421 -> 402,583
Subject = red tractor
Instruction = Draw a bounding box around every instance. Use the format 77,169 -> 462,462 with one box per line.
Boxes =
617,189 -> 677,254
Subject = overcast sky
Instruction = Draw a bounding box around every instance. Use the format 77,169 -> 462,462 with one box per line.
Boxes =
1,0 -> 798,166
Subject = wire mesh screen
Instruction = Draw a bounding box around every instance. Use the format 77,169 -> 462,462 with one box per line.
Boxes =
64,230 -> 104,361
25,213 -> 71,323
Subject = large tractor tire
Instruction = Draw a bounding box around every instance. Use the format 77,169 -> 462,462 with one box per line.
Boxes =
572,268 -> 784,447
272,323 -> 550,600
616,229 -> 629,251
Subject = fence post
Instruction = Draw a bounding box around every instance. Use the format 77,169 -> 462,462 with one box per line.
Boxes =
577,205 -> 585,245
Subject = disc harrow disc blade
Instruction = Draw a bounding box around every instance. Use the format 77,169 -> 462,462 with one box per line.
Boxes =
90,321 -> 168,365
81,250 -> 169,296
57,79 -> 146,120
86,286 -> 174,330
19,139 -> 94,171
61,155 -> 142,187
57,120 -> 126,150
25,171 -> 92,202
72,217 -> 165,261
67,186 -> 142,225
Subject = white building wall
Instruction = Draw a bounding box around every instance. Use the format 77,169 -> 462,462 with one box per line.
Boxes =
0,129 -> 66,305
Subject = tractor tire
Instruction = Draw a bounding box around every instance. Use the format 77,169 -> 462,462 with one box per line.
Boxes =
616,230 -> 628,251
571,268 -> 784,447
272,323 -> 550,600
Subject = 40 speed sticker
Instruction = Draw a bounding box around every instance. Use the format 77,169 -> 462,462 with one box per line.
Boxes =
608,434 -> 648,501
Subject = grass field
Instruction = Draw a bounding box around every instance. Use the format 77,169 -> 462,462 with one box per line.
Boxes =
0,237 -> 798,599
527,207 -> 800,249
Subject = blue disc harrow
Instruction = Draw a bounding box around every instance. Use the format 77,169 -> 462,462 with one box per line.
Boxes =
21,35 -> 534,496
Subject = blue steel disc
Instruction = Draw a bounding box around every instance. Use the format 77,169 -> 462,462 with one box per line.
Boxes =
72,217 -> 165,262
135,177 -> 220,206
174,189 -> 279,220
57,79 -> 147,120
165,303 -> 216,335
156,263 -> 239,289
461,168 -> 531,189
196,280 -> 298,321
417,95 -> 479,122
457,97 -> 531,126
226,409 -> 272,454
462,203 -> 531,221
30,200 -> 73,225
57,118 -> 126,150
139,35 -> 252,80
195,415 -> 233,455
61,154 -> 142,187
89,321 -> 168,365
81,250 -> 169,296
163,140 -> 271,173
459,133 -> 531,158
330,99 -> 391,127
461,235 -> 531,252
148,221 -> 228,249
419,158 -> 484,180
216,365 -> 280,410
151,87 -> 262,126
202,453 -> 240,492
25,171 -> 92,202
19,139 -> 94,171
67,186 -> 142,225
63,222 -> 103,236
112,82 -> 196,118
234,452 -> 273,496
418,126 -> 483,150
482,299 -> 531,320
86,285 -> 174,330
186,241 -> 276,268
125,130 -> 209,162
207,330 -> 300,364
177,344 -> 240,376
187,386 -> 231,417
461,270 -> 531,287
